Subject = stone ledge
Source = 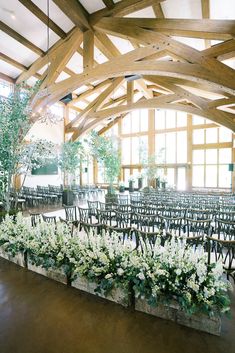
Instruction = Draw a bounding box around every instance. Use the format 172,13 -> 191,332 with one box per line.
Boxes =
71,275 -> 130,307
135,297 -> 221,336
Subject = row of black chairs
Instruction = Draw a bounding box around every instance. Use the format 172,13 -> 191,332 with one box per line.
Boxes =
28,210 -> 235,283
61,203 -> 235,241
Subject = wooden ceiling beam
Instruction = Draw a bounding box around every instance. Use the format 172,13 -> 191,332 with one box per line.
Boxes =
144,75 -> 209,110
83,30 -> 94,70
135,79 -> 153,99
127,81 -> 134,104
94,31 -> 120,59
95,17 -> 235,40
19,0 -> 66,38
102,0 -> 114,9
66,78 -> 123,130
35,58 -> 235,111
202,39 -> 235,60
79,99 -> 235,138
39,30 -> 83,89
0,20 -> 44,56
94,31 -> 154,100
208,97 -> 235,109
201,0 -> 211,49
68,79 -> 111,105
16,26 -> 81,83
149,75 -> 232,97
90,0 -> 165,25
152,3 -> 165,18
52,0 -> 91,31
94,18 -> 235,92
34,44 -> 166,108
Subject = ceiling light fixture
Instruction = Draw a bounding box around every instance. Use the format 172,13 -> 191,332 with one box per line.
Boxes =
37,0 -> 63,124
125,74 -> 142,82
1,7 -> 16,19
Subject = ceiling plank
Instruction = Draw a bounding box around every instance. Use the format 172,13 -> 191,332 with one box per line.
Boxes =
0,72 -> 15,83
0,52 -> 42,79
0,20 -> 44,56
19,0 -> 66,38
53,0 -> 91,31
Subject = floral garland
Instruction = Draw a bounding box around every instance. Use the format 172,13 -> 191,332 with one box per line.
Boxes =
0,214 -> 232,316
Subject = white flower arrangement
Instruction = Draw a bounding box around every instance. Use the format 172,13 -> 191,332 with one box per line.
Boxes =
132,236 -> 232,316
0,216 -> 232,316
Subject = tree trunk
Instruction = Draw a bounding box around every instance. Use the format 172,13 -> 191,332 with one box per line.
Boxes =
5,173 -> 12,212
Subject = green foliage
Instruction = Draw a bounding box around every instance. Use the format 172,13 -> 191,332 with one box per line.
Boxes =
89,131 -> 121,186
59,141 -> 84,174
58,141 -> 85,187
141,148 -> 165,186
0,82 -> 55,211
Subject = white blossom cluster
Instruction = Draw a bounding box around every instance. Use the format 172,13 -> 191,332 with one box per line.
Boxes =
0,215 -> 232,315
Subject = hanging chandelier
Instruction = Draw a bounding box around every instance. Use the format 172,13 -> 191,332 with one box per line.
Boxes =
36,0 -> 63,124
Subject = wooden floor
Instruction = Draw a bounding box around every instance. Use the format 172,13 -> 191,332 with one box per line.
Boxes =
0,258 -> 234,353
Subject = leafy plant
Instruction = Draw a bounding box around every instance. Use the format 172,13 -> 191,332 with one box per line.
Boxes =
89,131 -> 121,193
58,141 -> 85,187
0,82 -> 56,212
141,148 -> 165,187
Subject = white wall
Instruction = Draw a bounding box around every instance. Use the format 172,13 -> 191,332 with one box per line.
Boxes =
24,119 -> 64,188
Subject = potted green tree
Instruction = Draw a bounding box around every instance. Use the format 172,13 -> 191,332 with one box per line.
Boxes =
0,82 -> 55,215
156,176 -> 161,189
118,181 -> 125,193
142,155 -> 158,191
137,173 -> 144,190
161,175 -> 168,190
58,141 -> 84,205
128,176 -> 136,192
89,132 -> 121,203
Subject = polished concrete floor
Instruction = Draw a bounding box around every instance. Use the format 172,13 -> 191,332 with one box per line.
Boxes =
0,258 -> 234,353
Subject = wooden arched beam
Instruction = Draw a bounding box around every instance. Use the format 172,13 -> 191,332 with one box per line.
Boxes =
70,98 -> 235,141
34,59 -> 235,111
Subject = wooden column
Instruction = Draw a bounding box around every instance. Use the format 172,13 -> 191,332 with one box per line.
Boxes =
127,81 -> 134,104
232,133 -> 235,192
149,109 -> 155,187
118,117 -> 122,181
148,109 -> 155,156
63,105 -> 69,186
186,114 -> 193,191
93,158 -> 98,185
